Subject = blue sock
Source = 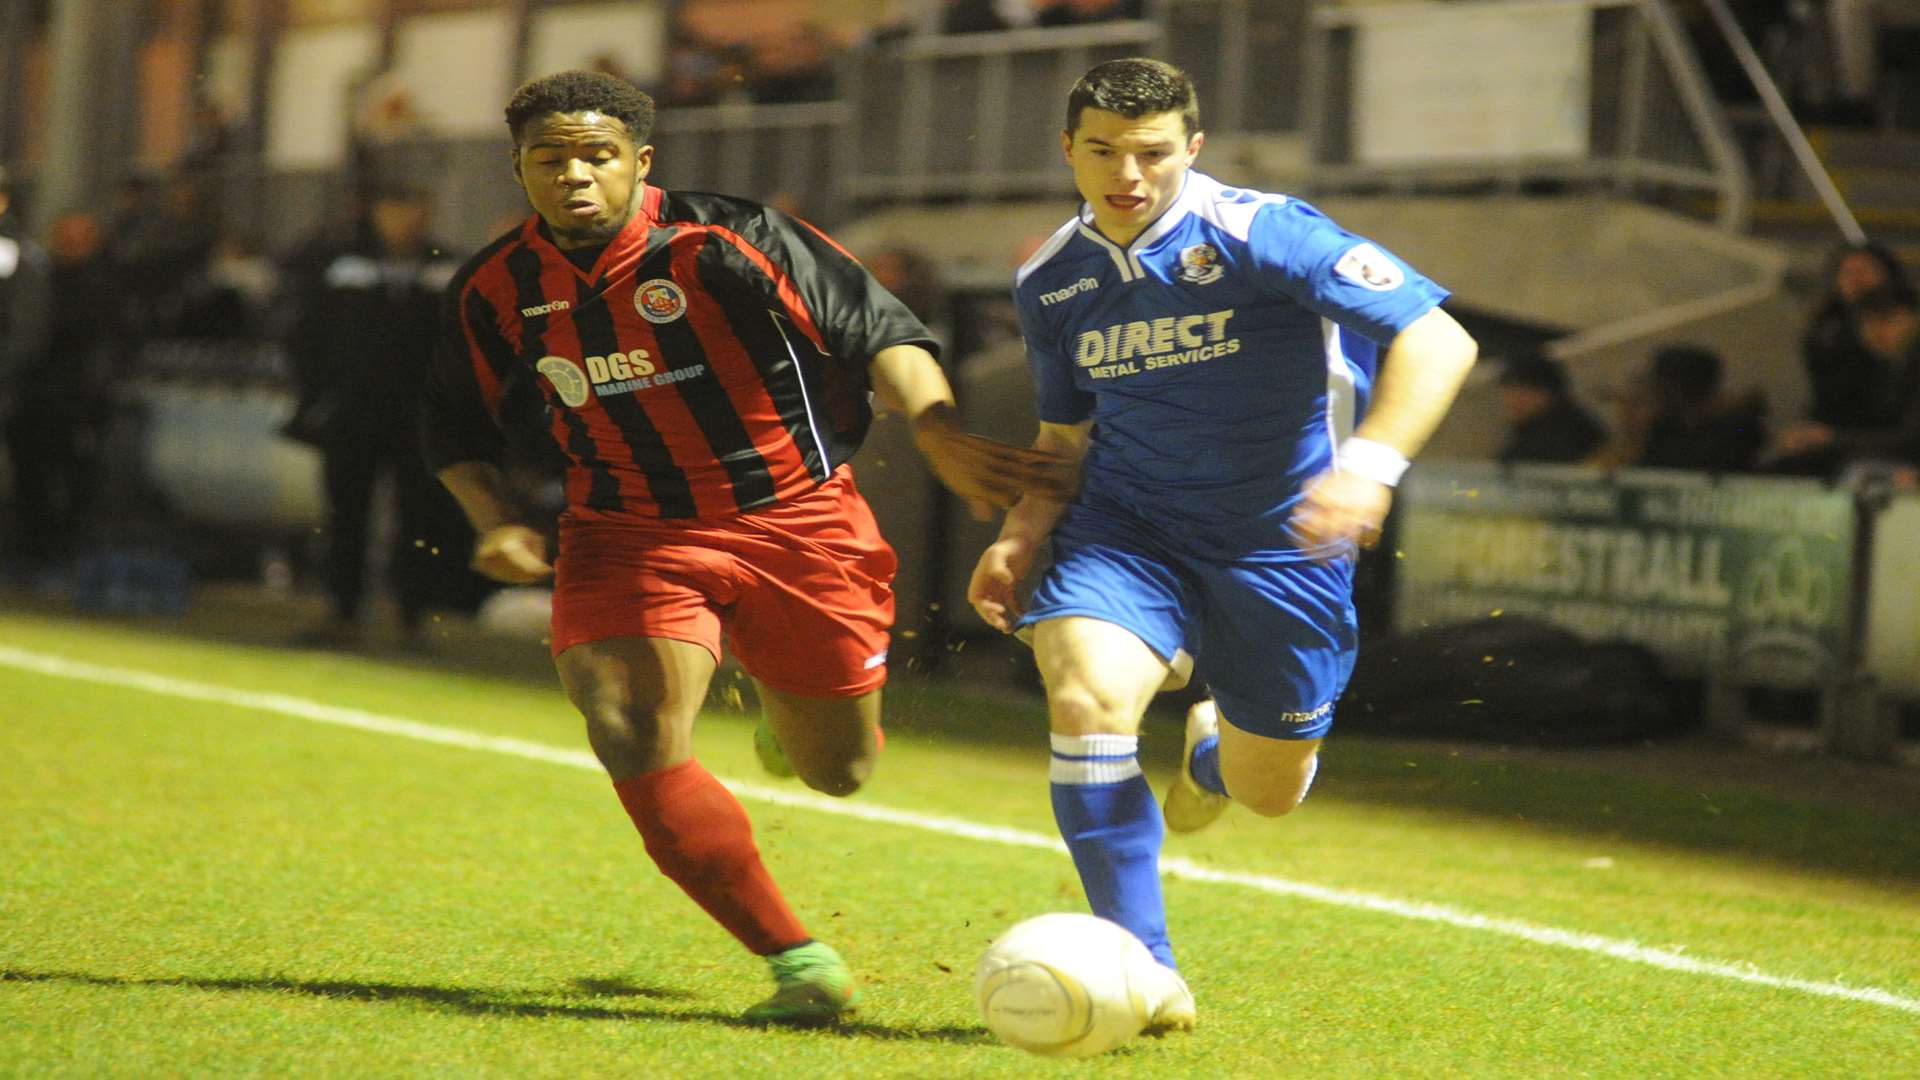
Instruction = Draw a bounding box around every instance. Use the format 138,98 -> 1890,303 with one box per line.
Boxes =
1189,733 -> 1226,796
1048,733 -> 1175,969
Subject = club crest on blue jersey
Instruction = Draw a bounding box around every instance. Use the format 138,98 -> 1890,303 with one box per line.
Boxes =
635,278 -> 688,323
1176,243 -> 1224,285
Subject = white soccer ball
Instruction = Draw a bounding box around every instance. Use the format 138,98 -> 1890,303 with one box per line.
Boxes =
974,912 -> 1157,1058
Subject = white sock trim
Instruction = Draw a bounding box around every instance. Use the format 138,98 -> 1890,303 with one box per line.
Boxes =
1050,733 -> 1142,785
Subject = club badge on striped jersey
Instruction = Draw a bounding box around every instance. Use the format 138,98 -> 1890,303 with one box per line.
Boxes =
536,355 -> 591,407
634,278 -> 688,324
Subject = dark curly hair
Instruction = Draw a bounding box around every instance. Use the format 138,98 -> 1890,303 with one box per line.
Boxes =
505,70 -> 656,144
1065,58 -> 1200,137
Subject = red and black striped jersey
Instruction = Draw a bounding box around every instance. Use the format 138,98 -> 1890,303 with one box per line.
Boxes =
422,184 -> 936,520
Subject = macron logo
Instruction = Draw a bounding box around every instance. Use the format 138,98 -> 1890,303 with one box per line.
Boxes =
1039,277 -> 1100,306
520,299 -> 570,317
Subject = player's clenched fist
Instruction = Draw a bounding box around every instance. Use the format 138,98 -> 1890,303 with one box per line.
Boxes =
1287,469 -> 1393,558
969,536 -> 1037,632
471,523 -> 554,583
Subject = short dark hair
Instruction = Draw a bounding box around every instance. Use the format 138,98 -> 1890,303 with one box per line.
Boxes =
1651,344 -> 1722,407
505,70 -> 656,145
1856,282 -> 1919,317
1499,355 -> 1569,394
1065,58 -> 1200,137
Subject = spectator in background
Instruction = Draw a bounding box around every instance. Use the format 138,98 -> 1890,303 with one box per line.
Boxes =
0,165 -> 56,571
865,246 -> 947,331
0,165 -> 50,383
1626,344 -> 1768,473
1495,354 -> 1607,465
1776,285 -> 1920,482
750,23 -> 839,103
1034,0 -> 1143,26
166,234 -> 273,341
283,184 -> 481,647
1801,241 -> 1912,430
941,0 -> 1024,33
100,172 -> 158,275
5,210 -> 124,571
115,173 -> 218,341
179,95 -> 236,173
664,24 -> 755,106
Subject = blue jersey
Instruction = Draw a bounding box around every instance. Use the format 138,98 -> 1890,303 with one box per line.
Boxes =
1014,171 -> 1448,559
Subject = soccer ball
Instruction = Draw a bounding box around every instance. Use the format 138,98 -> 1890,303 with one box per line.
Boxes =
974,913 -> 1157,1058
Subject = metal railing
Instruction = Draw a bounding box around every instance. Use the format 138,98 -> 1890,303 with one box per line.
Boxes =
651,100 -> 853,223
3,0 -> 1779,247
840,1 -> 1306,204
1303,0 -> 1752,231
842,20 -> 1161,202
1695,0 -> 1865,243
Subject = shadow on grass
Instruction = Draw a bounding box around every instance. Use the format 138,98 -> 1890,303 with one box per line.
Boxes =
0,968 -> 991,1044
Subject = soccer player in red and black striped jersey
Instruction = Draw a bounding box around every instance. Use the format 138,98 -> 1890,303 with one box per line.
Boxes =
422,70 -> 1067,1026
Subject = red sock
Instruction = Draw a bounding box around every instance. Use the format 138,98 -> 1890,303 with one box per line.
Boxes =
612,759 -> 809,956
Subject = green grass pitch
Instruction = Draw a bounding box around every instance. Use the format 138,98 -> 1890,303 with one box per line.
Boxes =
2,605 -> 1916,1078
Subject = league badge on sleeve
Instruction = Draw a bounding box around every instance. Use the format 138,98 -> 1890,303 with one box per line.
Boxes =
1176,243 -> 1224,285
1334,243 -> 1405,292
634,279 -> 689,324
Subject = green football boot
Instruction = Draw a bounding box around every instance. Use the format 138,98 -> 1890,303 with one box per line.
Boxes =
743,941 -> 858,1026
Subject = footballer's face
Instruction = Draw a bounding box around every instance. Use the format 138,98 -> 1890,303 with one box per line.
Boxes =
1063,108 -> 1202,246
513,111 -> 653,249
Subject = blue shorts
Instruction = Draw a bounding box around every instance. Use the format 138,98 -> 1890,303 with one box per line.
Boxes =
1017,505 -> 1356,740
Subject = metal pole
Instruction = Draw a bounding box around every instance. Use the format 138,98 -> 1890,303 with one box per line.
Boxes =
1696,0 -> 1866,244
35,0 -> 131,233
0,0 -> 34,162
506,0 -> 534,87
1615,8 -> 1651,196
1822,478 -> 1896,760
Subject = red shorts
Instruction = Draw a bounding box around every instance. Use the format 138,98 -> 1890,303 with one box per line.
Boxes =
549,466 -> 898,698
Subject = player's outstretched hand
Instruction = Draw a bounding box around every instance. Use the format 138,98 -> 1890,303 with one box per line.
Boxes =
471,523 -> 554,584
914,414 -> 1075,520
1288,469 -> 1392,559
969,536 -> 1037,633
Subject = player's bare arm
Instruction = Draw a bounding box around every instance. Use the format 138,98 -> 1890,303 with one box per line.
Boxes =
1289,306 -> 1478,553
436,461 -> 553,583
868,343 -> 1074,519
967,420 -> 1091,632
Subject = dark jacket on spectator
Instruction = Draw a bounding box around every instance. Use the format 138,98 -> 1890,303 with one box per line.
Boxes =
1499,397 -> 1607,465
1802,307 -> 1905,429
1827,337 -> 1920,468
1638,393 -> 1768,473
0,228 -> 52,387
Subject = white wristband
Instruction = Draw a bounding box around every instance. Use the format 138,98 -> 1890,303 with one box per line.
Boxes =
1335,437 -> 1410,487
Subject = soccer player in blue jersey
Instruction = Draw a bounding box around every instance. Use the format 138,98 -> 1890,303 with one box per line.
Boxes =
968,58 -> 1479,1028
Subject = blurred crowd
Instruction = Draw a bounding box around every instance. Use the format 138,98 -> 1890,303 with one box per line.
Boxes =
653,0 -> 1147,107
0,167 -> 263,568
931,0 -> 1146,34
1496,241 -> 1920,487
0,164 -> 488,642
4,137 -> 1917,635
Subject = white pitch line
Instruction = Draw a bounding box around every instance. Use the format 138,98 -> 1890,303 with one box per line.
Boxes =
4,643 -> 1917,1016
